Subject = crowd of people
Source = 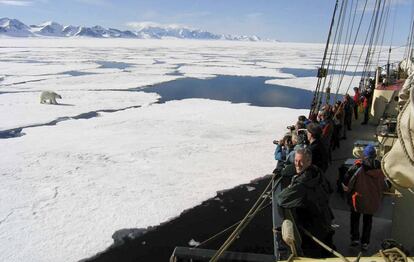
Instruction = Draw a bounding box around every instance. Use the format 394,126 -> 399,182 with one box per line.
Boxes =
272,86 -> 388,257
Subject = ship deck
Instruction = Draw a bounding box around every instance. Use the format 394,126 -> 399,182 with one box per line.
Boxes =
325,120 -> 394,256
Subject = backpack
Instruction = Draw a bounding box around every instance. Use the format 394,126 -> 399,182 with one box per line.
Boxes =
347,166 -> 385,214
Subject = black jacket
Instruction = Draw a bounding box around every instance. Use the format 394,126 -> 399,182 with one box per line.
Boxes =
277,165 -> 333,240
308,139 -> 329,172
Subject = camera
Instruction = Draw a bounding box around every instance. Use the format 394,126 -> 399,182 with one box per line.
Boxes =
297,129 -> 309,145
287,125 -> 296,131
273,140 -> 279,145
297,128 -> 307,134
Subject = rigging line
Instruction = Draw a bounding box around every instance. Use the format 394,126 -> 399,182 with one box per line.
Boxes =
320,0 -> 348,108
335,0 -> 368,93
326,0 -> 354,103
323,0 -> 345,90
318,0 -> 346,111
359,5 -> 377,84
370,0 -> 390,72
361,0 -> 382,79
403,1 -> 413,58
335,0 -> 361,100
196,201 -> 272,248
376,0 -> 393,71
209,174 -> 280,262
382,2 -> 394,72
370,43 -> 409,54
337,0 -> 357,81
386,0 -> 397,73
310,0 -> 340,117
404,0 -> 414,59
361,0 -> 382,86
404,15 -> 412,60
409,21 -> 414,59
345,0 -> 377,94
408,4 -> 414,59
361,0 -> 382,80
375,0 -> 393,68
409,12 -> 414,59
326,31 -> 344,104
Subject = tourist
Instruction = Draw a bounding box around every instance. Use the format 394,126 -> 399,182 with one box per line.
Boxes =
353,87 -> 360,120
342,94 -> 353,138
342,145 -> 387,251
306,123 -> 329,172
331,101 -> 343,150
277,148 -> 334,257
360,88 -> 373,125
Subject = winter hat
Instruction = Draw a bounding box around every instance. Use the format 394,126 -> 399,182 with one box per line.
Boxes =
363,144 -> 376,158
306,122 -> 322,139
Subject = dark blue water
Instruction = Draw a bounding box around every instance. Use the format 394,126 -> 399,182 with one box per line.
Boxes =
61,71 -> 97,77
0,106 -> 142,139
280,68 -> 318,77
280,67 -> 363,78
165,70 -> 183,76
96,61 -> 135,70
138,76 -> 314,109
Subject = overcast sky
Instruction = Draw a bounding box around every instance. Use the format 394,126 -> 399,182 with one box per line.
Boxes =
1,0 -> 413,43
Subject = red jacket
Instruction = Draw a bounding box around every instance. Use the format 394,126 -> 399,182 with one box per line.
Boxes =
362,96 -> 368,108
348,167 -> 385,214
353,91 -> 360,105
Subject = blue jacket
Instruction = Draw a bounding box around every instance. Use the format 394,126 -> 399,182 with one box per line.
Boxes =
274,144 -> 293,161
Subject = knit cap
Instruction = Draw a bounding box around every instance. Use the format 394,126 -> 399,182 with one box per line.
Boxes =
363,144 -> 376,158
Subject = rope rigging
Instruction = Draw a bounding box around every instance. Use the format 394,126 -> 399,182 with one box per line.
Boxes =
209,173 -> 282,262
311,0 -> 399,100
333,0 -> 355,88
331,0 -> 368,98
310,0 -> 340,118
320,0 -> 349,107
360,0 -> 382,87
375,0 -> 393,70
311,0 -> 390,111
345,0 -> 380,94
196,201 -> 272,248
334,0 -> 362,101
404,1 -> 414,60
367,0 -> 391,78
383,0 -> 397,78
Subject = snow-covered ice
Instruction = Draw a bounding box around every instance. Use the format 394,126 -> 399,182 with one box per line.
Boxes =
0,91 -> 159,130
0,38 -> 403,261
1,98 -> 306,262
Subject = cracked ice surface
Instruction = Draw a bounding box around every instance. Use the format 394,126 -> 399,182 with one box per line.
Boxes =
1,99 -> 308,262
0,91 -> 160,130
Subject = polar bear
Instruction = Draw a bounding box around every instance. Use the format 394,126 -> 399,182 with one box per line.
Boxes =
40,91 -> 62,105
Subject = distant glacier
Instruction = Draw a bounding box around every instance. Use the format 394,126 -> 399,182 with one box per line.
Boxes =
0,17 -> 264,41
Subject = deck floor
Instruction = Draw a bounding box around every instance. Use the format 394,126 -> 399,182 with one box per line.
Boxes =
325,119 -> 394,256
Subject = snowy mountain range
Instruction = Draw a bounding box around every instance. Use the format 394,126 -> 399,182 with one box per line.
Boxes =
0,18 -> 262,41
